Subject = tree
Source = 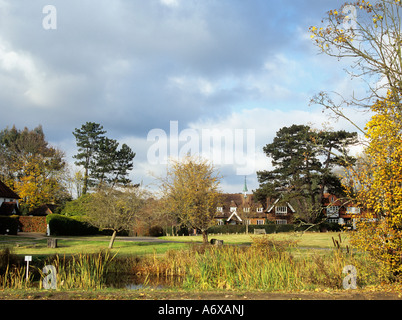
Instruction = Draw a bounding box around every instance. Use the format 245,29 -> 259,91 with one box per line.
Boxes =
92,137 -> 136,188
255,125 -> 357,225
73,122 -> 136,193
310,0 -> 402,278
0,125 -> 68,212
344,91 -> 402,279
84,186 -> 148,248
159,156 -> 222,244
309,0 -> 402,110
72,122 -> 106,194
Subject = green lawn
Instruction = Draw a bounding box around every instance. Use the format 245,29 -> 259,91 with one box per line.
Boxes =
0,236 -> 189,258
161,231 -> 349,248
0,231 -> 348,258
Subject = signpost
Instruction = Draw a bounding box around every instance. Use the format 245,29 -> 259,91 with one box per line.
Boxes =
24,256 -> 32,281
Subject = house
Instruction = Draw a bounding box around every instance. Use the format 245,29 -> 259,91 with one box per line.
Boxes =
322,193 -> 362,227
0,202 -> 20,216
28,204 -> 58,216
0,180 -> 20,205
215,193 -> 268,225
0,180 -> 20,216
215,177 -> 296,226
265,198 -> 295,225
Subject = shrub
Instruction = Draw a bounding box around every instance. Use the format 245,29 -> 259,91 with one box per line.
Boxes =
149,225 -> 163,237
208,224 -> 296,234
0,216 -> 19,235
46,214 -> 98,236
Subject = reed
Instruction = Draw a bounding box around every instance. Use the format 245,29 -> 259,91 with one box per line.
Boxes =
132,236 -> 381,291
40,250 -> 117,290
0,248 -> 33,289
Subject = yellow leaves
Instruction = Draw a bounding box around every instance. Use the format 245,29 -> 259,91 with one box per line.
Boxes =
346,91 -> 402,277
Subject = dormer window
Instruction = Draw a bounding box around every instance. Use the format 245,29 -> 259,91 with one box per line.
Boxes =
275,206 -> 287,215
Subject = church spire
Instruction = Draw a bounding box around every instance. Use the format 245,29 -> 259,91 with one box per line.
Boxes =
243,176 -> 248,198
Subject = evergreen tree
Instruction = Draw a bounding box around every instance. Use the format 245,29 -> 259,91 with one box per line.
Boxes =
73,122 -> 106,194
255,125 -> 358,224
73,122 -> 136,193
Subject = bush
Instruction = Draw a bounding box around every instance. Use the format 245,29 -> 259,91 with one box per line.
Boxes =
60,194 -> 92,217
149,225 -> 164,237
207,224 -> 297,234
46,214 -> 99,236
0,216 -> 19,235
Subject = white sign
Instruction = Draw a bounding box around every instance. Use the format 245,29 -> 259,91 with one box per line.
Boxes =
25,256 -> 32,262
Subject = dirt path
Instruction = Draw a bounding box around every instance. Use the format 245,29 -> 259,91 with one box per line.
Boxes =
0,288 -> 401,300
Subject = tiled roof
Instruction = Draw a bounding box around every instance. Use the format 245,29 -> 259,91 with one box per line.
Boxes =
0,180 -> 20,199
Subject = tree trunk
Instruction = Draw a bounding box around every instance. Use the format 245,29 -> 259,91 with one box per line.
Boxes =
108,230 -> 117,249
202,230 -> 208,244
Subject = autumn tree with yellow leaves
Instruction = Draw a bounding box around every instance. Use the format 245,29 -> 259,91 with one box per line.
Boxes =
159,156 -> 222,244
344,92 -> 402,280
0,125 -> 68,212
310,0 -> 402,280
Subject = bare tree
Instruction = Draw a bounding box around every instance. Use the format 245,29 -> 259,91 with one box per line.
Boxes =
84,185 -> 148,248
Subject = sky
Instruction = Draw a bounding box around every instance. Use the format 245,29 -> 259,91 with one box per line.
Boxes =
0,0 -> 373,195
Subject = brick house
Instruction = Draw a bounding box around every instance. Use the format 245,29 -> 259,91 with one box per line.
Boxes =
214,193 -> 296,225
265,198 -> 295,225
322,193 -> 362,227
215,193 -> 266,225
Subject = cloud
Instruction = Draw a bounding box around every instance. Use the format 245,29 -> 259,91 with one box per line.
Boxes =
0,0 -> 372,194
160,0 -> 180,7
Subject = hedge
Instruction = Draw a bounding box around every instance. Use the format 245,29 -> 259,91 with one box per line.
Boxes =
207,224 -> 321,234
46,214 -> 99,236
207,224 -> 295,234
0,216 -> 19,235
18,216 -> 47,233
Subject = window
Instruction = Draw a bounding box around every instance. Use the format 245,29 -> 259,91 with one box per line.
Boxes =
346,207 -> 360,214
217,219 -> 224,225
327,218 -> 339,224
216,207 -> 223,213
275,206 -> 287,215
257,219 -> 265,225
326,206 -> 339,216
230,207 -> 237,212
243,207 -> 250,213
256,207 -> 263,213
276,219 -> 287,225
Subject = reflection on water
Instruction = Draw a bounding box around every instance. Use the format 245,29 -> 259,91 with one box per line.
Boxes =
105,273 -> 184,290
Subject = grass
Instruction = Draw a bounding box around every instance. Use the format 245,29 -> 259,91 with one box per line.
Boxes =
0,232 -> 381,293
0,237 -> 189,257
161,231 -> 350,248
